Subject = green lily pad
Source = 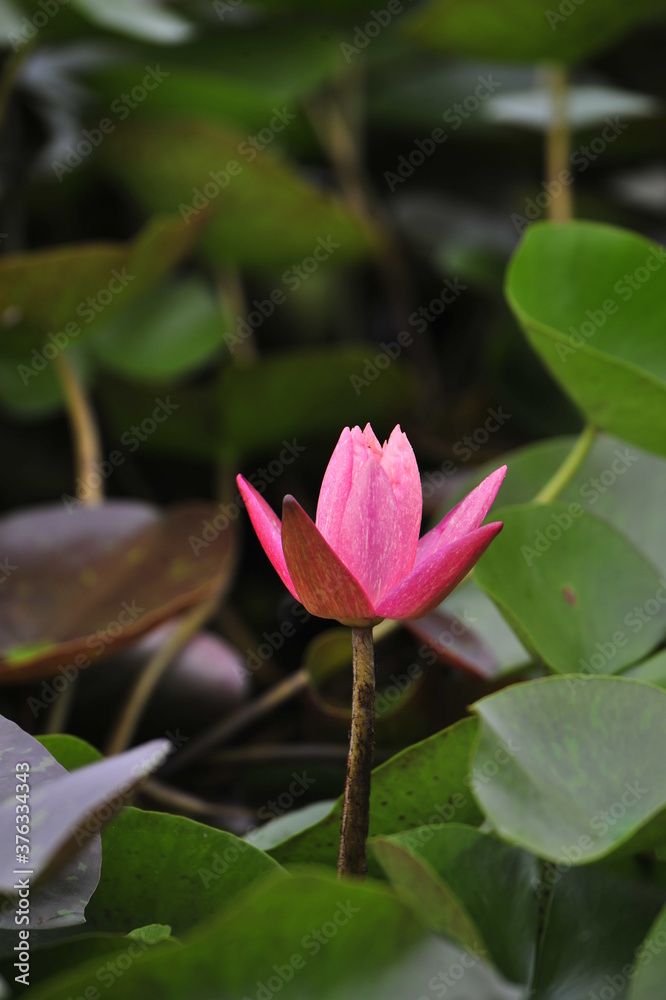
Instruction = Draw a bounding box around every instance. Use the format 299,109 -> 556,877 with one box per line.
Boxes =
628,901 -> 666,999
84,808 -> 281,936
100,119 -> 376,270
90,277 -> 230,382
506,222 -> 666,457
471,676 -> 666,864
0,214 -> 204,354
474,503 -> 666,676
373,823 -> 538,983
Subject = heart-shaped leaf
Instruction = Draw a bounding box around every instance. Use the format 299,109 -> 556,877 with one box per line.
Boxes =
0,214 -> 204,354
99,119 -> 376,269
373,824 -> 538,983
84,807 -> 281,936
0,716 -> 101,931
270,717 -> 483,870
506,222 -> 666,457
471,676 -> 666,864
474,503 -> 666,675
0,500 -> 235,682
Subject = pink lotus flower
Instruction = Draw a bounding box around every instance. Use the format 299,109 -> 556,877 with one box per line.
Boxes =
237,425 -> 505,627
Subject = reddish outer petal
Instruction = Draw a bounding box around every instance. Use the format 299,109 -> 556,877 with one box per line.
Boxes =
316,427 -> 354,549
416,466 -> 506,568
236,476 -> 299,601
375,522 -> 503,620
379,426 -> 422,575
335,459 -> 399,602
282,496 -> 376,622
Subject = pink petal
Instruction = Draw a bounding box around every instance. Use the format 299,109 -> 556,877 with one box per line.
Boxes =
236,475 -> 299,601
416,466 -> 506,568
375,522 -> 503,620
335,458 -> 401,602
378,425 -> 422,575
316,427 -> 354,549
282,496 -> 376,623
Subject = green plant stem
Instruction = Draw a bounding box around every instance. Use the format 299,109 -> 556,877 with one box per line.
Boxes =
545,64 -> 573,222
54,354 -> 103,505
534,423 -> 596,504
338,625 -> 376,878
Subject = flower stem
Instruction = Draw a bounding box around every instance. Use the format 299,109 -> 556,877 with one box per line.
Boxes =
544,64 -> 572,222
338,625 -> 375,877
534,423 -> 596,504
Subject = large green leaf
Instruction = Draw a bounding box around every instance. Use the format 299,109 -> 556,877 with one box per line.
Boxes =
270,718 -> 483,870
405,0 -> 666,65
0,215 -> 203,354
373,823 -> 538,983
474,503 -> 666,676
27,870 -> 527,1000
506,222 -> 666,457
100,120 -> 376,269
84,808 -> 281,936
90,278 -> 230,382
532,863 -> 666,1000
471,676 -> 666,864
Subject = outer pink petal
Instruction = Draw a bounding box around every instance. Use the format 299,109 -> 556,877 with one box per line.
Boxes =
378,425 -> 422,575
237,475 -> 299,601
375,521 -> 503,620
415,466 -> 506,568
335,458 -> 400,602
282,496 -> 377,623
316,427 -> 354,548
